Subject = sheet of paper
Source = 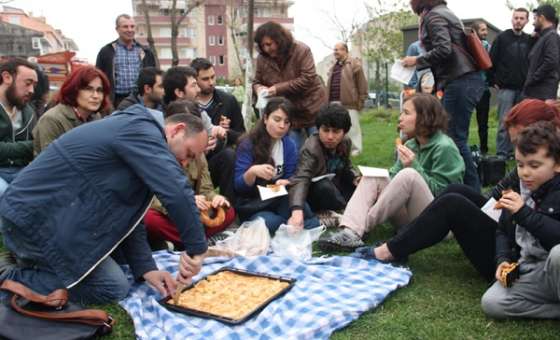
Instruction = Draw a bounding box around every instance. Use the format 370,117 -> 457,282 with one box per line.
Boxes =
481,197 -> 502,223
358,166 -> 390,178
257,185 -> 288,201
311,173 -> 336,183
390,60 -> 415,85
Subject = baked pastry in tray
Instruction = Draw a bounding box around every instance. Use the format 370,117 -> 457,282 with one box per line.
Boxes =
161,268 -> 295,324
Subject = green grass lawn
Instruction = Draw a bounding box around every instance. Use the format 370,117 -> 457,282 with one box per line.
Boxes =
2,108 -> 559,339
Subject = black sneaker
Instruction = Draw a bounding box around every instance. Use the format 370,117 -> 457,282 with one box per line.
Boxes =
317,228 -> 364,252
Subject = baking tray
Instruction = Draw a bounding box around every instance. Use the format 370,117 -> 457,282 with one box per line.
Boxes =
159,267 -> 296,325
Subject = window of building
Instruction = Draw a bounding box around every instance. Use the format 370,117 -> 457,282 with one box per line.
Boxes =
209,56 -> 217,65
208,15 -> 215,25
180,47 -> 197,59
209,35 -> 216,46
31,37 -> 41,50
217,15 -> 223,25
159,47 -> 172,59
219,55 -> 225,65
218,36 -> 224,46
9,16 -> 20,25
159,27 -> 172,37
182,27 -> 196,39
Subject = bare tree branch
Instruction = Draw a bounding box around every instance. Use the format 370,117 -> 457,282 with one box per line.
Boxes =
171,0 -> 205,66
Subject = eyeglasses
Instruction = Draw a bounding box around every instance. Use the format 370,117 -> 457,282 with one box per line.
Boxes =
82,86 -> 104,95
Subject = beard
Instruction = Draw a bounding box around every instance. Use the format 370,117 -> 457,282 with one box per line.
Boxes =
5,83 -> 28,110
200,86 -> 214,96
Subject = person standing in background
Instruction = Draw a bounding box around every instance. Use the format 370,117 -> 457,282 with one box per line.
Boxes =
472,21 -> 491,155
327,42 -> 368,156
489,8 -> 531,160
522,5 -> 560,102
96,14 -> 156,108
253,21 -> 327,150
402,0 -> 485,192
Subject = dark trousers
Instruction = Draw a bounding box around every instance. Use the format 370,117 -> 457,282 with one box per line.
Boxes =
476,89 -> 491,154
387,184 -> 497,281
308,177 -> 355,212
207,147 -> 236,204
442,72 -> 485,192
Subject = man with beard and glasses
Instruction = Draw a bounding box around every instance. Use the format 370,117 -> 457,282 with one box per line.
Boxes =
0,58 -> 38,198
190,58 -> 245,203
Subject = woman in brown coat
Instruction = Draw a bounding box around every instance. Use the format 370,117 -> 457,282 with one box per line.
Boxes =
253,21 -> 327,149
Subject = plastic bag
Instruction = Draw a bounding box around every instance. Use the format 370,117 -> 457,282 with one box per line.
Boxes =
208,218 -> 270,257
271,225 -> 326,261
255,89 -> 269,111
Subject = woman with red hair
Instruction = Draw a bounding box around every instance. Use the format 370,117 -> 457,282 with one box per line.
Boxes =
32,66 -> 111,155
358,99 -> 560,280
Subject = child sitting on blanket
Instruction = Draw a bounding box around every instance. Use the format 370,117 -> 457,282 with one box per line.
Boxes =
287,103 -> 359,229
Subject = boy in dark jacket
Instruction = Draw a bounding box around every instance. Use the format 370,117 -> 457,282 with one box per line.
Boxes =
287,103 -> 357,228
481,122 -> 560,319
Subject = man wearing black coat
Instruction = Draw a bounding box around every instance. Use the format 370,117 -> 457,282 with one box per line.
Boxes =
96,14 -> 156,107
523,5 -> 560,101
191,58 -> 245,203
489,8 -> 532,159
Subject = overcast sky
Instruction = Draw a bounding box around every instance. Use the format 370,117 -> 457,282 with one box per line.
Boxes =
5,0 -> 538,64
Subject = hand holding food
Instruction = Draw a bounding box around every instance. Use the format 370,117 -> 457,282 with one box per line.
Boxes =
494,189 -> 513,209
496,262 -> 520,288
199,199 -> 226,228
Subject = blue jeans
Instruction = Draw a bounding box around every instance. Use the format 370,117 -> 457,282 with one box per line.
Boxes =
496,88 -> 522,158
249,196 -> 320,234
289,126 -> 318,150
0,217 -> 130,305
442,72 -> 484,192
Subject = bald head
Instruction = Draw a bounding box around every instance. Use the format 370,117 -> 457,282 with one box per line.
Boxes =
333,42 -> 348,61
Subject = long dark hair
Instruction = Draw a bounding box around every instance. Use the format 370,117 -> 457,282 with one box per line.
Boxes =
410,0 -> 447,15
254,21 -> 294,58
244,97 -> 295,165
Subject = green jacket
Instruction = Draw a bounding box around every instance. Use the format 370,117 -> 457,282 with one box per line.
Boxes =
389,131 -> 465,196
32,104 -> 101,156
0,103 -> 35,167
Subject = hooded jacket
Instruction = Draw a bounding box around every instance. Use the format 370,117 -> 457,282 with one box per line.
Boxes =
0,103 -> 35,167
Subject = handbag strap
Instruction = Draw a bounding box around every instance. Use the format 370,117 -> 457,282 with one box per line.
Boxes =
1,280 -> 114,329
1,279 -> 67,307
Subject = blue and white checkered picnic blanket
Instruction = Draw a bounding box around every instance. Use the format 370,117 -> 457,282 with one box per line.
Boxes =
119,252 -> 412,340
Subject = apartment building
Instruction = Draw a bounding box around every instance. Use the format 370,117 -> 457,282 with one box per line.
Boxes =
133,0 -> 293,80
0,6 -> 78,57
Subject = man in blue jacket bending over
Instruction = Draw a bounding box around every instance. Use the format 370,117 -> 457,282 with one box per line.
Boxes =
0,105 -> 208,304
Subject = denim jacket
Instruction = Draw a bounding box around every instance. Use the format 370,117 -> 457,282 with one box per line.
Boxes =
0,105 -> 207,288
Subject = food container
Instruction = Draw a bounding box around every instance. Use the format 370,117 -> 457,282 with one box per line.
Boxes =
159,267 -> 296,325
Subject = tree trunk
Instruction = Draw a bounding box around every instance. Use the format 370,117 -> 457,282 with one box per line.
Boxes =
171,0 -> 179,66
141,0 -> 159,67
171,0 -> 204,67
